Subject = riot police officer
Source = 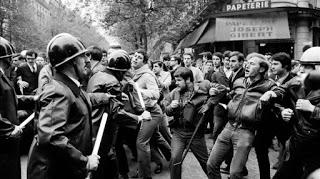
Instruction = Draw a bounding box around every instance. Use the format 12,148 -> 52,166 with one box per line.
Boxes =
0,36 -> 23,179
87,49 -> 132,179
27,33 -> 114,179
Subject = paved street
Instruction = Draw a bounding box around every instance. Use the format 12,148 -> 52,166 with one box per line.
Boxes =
21,134 -> 278,179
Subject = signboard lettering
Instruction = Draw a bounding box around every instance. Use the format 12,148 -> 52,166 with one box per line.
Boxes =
225,0 -> 270,12
215,12 -> 291,41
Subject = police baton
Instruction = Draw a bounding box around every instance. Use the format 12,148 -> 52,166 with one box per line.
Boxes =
173,113 -> 205,166
19,112 -> 35,128
134,82 -> 145,110
86,113 -> 108,179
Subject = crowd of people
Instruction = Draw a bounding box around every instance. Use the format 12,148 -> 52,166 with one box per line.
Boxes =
0,33 -> 320,179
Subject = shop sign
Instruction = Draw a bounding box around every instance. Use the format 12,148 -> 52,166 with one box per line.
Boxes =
225,0 -> 270,12
215,12 -> 290,41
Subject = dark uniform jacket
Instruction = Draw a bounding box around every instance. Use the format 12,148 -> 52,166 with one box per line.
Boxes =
274,72 -> 320,140
0,71 -> 36,179
27,72 -> 111,179
0,71 -> 20,179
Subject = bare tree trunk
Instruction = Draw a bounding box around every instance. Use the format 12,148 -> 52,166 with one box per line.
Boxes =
0,18 -> 4,37
141,13 -> 147,52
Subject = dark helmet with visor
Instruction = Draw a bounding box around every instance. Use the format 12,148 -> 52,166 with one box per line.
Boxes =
47,33 -> 88,68
0,37 -> 16,60
106,49 -> 131,71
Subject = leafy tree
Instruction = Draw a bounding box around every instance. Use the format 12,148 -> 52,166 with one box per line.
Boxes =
1,0 -> 109,52
80,0 -> 222,57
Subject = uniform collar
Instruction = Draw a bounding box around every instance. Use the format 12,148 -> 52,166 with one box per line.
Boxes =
54,72 -> 80,97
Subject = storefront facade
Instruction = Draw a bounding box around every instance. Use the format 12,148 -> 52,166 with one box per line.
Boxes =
176,0 -> 320,59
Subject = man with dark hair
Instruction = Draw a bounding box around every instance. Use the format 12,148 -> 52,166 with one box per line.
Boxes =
200,52 -> 212,66
271,52 -> 293,85
223,51 -> 231,60
163,67 -> 212,179
204,60 -> 214,80
183,52 -> 204,82
254,52 -> 295,179
261,47 -> 320,179
162,55 -> 171,71
16,49 -> 42,95
16,49 -> 43,154
212,52 -> 223,72
151,60 -> 172,174
169,55 -> 182,91
209,52 -> 233,141
214,51 -> 246,175
131,49 -> 164,179
152,61 -> 171,101
88,46 -> 105,75
101,49 -> 108,66
222,51 -> 232,79
229,51 -> 245,88
207,53 -> 276,179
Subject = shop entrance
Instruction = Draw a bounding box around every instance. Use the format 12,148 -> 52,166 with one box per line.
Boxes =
215,41 -> 243,53
258,41 -> 294,58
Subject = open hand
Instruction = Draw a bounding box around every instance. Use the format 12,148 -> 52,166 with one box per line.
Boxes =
18,80 -> 29,88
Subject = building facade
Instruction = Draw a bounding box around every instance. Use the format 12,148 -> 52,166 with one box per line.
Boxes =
177,0 -> 320,59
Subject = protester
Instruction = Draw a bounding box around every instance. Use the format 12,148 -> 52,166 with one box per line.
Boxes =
88,46 -> 105,75
207,52 -> 276,179
131,49 -> 163,179
35,56 -> 46,66
163,67 -> 212,179
261,47 -> 320,179
183,52 -> 204,82
16,49 -> 42,95
169,55 -> 182,91
254,52 -> 295,179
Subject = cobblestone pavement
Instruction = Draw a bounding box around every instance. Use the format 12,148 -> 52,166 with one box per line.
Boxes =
21,134 -> 278,179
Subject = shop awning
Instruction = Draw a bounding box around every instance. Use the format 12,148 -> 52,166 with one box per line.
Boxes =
175,20 -> 209,50
215,12 -> 290,41
175,12 -> 291,51
197,20 -> 216,44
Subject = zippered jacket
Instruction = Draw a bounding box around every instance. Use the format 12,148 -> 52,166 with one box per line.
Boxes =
227,77 -> 276,130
